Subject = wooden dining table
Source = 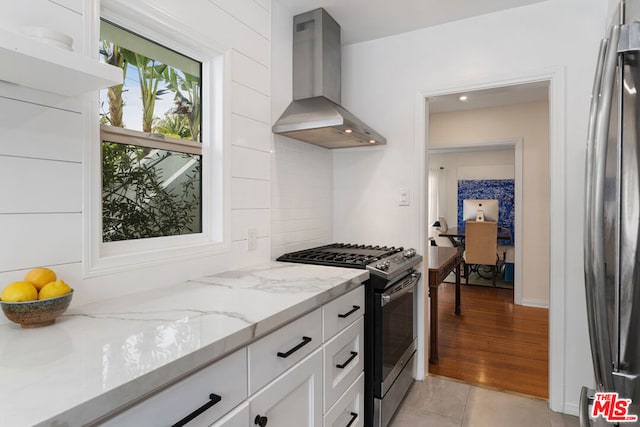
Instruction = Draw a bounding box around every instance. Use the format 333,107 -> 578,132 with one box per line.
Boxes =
438,225 -> 512,246
427,246 -> 463,364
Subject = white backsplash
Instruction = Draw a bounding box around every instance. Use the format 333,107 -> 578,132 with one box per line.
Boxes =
271,136 -> 334,258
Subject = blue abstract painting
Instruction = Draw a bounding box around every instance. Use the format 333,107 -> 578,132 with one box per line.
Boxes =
457,179 -> 515,244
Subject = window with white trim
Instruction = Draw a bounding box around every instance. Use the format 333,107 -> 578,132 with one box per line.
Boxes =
99,20 -> 203,242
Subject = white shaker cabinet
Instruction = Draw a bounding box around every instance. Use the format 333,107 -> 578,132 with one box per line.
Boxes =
323,317 -> 364,412
209,402 -> 250,427
100,348 -> 247,427
323,374 -> 365,427
248,349 -> 324,427
248,308 -> 322,394
95,285 -> 365,427
241,286 -> 365,427
322,286 -> 364,341
321,287 -> 365,426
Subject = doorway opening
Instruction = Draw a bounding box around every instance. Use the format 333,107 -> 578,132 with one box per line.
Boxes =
424,80 -> 551,398
428,141 -> 522,299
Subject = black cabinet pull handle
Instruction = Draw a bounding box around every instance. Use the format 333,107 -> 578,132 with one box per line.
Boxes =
346,412 -> 358,427
171,393 -> 221,427
277,336 -> 312,358
338,305 -> 360,319
254,415 -> 268,426
336,351 -> 358,369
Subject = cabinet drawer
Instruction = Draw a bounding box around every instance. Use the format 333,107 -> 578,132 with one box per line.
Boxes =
324,373 -> 364,427
209,402 -> 249,427
323,317 -> 364,411
249,349 -> 323,427
248,308 -> 322,394
323,286 -> 364,341
101,348 -> 247,427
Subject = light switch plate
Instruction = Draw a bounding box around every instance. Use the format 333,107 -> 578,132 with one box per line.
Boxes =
248,228 -> 257,251
399,188 -> 410,206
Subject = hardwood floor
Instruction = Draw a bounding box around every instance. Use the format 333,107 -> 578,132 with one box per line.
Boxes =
428,282 -> 549,398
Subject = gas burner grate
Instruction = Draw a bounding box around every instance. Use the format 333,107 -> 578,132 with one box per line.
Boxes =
276,243 -> 403,269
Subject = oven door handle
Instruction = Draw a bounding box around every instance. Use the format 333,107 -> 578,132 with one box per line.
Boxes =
380,272 -> 421,306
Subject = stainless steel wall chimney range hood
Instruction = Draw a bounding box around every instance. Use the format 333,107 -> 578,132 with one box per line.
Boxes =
272,8 -> 386,149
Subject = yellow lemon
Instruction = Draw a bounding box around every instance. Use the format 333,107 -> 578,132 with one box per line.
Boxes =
1,282 -> 38,302
38,280 -> 72,300
24,267 -> 57,291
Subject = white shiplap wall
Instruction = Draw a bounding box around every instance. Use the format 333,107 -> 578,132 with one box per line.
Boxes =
0,0 -> 272,312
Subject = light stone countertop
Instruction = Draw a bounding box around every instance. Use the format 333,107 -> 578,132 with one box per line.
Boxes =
0,262 -> 368,427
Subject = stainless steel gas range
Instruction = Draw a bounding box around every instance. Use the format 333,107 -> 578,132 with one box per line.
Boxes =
277,244 -> 423,427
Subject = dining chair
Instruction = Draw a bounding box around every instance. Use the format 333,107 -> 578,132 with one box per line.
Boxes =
463,220 -> 499,285
431,217 -> 454,247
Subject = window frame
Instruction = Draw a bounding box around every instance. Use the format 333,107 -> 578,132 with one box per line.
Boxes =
83,3 -> 229,276
100,125 -> 203,156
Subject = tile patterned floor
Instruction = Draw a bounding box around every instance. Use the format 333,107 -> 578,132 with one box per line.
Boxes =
389,376 -> 579,427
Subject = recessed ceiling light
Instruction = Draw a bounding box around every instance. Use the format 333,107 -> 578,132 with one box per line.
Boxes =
369,139 -> 376,144
459,95 -> 468,101
345,129 -> 353,133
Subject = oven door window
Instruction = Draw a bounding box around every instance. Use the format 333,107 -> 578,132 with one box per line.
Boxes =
380,283 -> 416,382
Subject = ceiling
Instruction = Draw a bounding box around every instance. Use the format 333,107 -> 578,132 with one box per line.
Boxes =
276,0 -> 549,45
428,81 -> 549,114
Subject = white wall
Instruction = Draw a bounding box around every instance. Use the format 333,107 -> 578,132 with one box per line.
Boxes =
429,149 -> 515,234
0,0 -> 273,312
270,1 -> 334,258
336,0 -> 607,414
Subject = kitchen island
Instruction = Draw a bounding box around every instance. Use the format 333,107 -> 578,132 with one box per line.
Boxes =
0,262 -> 368,426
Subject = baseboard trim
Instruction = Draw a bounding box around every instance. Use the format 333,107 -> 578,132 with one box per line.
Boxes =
563,402 -> 579,417
521,298 -> 549,308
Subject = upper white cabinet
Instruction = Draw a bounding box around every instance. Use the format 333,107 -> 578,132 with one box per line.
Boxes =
0,28 -> 123,96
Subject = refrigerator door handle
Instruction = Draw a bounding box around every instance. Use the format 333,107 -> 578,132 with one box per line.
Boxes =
579,386 -> 594,427
584,38 -> 608,258
584,36 -> 608,395
585,24 -> 620,393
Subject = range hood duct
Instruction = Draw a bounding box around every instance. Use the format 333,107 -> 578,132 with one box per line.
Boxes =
272,8 -> 386,148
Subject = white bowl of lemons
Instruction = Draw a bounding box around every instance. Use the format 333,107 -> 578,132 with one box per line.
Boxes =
0,268 -> 73,328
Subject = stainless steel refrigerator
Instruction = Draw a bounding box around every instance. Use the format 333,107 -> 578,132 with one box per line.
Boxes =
582,1 -> 640,425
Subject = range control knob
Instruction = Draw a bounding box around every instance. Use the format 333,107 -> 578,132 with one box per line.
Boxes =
403,248 -> 416,258
375,262 -> 388,271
